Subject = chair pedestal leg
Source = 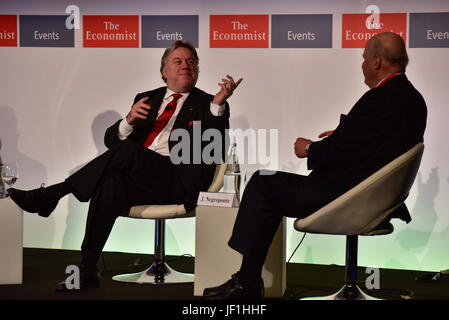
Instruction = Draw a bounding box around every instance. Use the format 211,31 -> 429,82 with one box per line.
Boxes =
112,261 -> 194,284
301,283 -> 379,300
112,219 -> 194,284
301,236 -> 380,300
332,283 -> 378,300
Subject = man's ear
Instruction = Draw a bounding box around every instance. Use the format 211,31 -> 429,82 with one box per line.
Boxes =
374,56 -> 382,70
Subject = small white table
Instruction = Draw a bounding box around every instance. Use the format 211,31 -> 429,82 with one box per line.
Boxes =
194,206 -> 286,297
0,197 -> 23,284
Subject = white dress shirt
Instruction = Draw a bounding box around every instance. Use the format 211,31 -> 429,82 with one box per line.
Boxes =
118,88 -> 225,156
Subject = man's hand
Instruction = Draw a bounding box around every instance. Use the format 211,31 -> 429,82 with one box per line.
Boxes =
294,137 -> 313,158
212,75 -> 243,106
318,130 -> 334,138
126,97 -> 151,126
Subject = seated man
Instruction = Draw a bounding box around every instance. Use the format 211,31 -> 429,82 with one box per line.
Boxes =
202,32 -> 427,300
8,40 -> 242,291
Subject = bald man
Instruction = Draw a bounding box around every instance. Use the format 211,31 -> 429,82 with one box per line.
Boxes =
202,32 -> 427,300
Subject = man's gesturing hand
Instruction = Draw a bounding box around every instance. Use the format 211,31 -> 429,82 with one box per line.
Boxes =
213,75 -> 243,106
318,130 -> 334,138
126,97 -> 151,126
294,137 -> 313,158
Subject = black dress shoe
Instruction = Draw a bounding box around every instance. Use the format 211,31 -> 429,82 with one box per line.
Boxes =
8,186 -> 58,217
202,273 -> 264,300
55,271 -> 100,292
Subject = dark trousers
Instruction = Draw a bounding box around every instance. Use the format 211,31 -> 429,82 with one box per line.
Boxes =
65,140 -> 184,265
228,170 -> 315,263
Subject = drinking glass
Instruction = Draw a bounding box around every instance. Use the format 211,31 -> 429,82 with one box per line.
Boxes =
1,162 -> 18,197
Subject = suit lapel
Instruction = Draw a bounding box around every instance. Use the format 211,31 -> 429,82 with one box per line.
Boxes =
139,87 -> 166,131
174,87 -> 201,128
148,88 -> 166,121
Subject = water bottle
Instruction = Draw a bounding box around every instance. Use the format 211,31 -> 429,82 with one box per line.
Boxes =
223,143 -> 241,201
0,161 -> 5,198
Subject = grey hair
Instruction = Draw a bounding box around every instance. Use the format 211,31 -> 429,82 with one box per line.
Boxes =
160,40 -> 199,83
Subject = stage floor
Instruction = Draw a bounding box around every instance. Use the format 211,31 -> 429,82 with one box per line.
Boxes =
0,248 -> 447,301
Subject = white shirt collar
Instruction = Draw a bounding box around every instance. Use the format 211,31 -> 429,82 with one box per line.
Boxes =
375,72 -> 403,88
164,88 -> 190,101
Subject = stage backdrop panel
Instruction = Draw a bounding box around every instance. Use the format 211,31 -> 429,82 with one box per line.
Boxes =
1,0 -> 448,273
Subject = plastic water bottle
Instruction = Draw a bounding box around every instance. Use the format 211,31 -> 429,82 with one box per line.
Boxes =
223,143 -> 241,201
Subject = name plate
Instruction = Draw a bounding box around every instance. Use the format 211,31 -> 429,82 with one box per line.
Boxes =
197,192 -> 239,208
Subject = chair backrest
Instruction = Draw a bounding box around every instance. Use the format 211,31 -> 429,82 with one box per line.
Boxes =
294,143 -> 424,235
208,163 -> 227,192
129,162 -> 228,219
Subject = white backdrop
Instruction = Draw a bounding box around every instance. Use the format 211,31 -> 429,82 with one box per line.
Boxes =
1,0 -> 448,272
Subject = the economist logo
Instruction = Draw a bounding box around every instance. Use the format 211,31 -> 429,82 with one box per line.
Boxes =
0,15 -> 18,47
210,15 -> 269,48
83,15 -> 139,48
342,13 -> 406,48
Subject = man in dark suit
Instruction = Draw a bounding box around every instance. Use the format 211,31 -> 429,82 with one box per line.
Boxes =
8,40 -> 242,291
202,32 -> 427,300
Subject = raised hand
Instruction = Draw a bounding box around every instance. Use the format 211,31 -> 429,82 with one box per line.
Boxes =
213,75 -> 243,106
126,97 -> 151,126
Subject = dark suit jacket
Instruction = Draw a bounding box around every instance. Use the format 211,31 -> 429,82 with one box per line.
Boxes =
302,74 -> 427,222
104,86 -> 230,211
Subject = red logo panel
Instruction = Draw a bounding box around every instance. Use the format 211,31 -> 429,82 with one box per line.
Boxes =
342,13 -> 407,48
83,15 -> 139,48
0,15 -> 18,47
210,15 -> 269,48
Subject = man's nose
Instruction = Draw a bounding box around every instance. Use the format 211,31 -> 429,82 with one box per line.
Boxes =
180,60 -> 191,68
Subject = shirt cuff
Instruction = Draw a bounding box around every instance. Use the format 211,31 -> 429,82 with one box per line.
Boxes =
118,118 -> 134,140
305,142 -> 312,154
210,103 -> 225,117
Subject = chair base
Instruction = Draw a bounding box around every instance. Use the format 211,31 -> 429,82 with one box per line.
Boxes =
112,261 -> 194,284
301,284 -> 380,300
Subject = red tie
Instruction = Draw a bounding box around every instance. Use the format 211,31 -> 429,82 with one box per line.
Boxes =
143,93 -> 182,148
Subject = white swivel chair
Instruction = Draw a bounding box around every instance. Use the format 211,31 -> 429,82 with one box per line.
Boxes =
113,163 -> 227,284
294,143 -> 424,300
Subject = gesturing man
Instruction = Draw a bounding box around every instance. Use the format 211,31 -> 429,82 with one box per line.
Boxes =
202,32 -> 427,300
8,40 -> 242,291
